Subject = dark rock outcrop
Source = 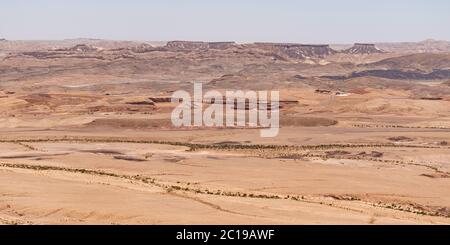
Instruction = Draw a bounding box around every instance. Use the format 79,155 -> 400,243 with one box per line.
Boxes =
254,42 -> 337,59
148,97 -> 172,103
21,51 -> 106,60
357,151 -> 384,158
315,89 -> 332,94
126,100 -> 155,106
322,69 -> 450,80
55,44 -> 99,52
420,97 -> 443,101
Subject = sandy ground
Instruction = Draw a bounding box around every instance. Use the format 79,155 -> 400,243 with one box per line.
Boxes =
1,124 -> 449,224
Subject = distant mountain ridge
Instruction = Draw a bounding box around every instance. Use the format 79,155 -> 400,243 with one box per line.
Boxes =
376,39 -> 450,53
2,39 -> 450,55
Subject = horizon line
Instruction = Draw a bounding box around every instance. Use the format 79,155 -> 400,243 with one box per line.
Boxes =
1,38 -> 449,45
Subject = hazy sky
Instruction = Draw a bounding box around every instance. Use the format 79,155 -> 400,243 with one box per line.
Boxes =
1,0 -> 449,43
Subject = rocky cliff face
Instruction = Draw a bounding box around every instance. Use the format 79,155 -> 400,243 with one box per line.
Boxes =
282,44 -> 337,59
344,43 -> 384,54
254,43 -> 337,59
166,41 -> 236,50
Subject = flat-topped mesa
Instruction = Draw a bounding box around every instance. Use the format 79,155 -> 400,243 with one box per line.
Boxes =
285,44 -> 336,59
254,43 -> 336,59
344,43 -> 384,54
166,41 -> 236,50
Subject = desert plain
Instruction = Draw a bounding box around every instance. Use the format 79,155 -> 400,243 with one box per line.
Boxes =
0,39 -> 450,224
